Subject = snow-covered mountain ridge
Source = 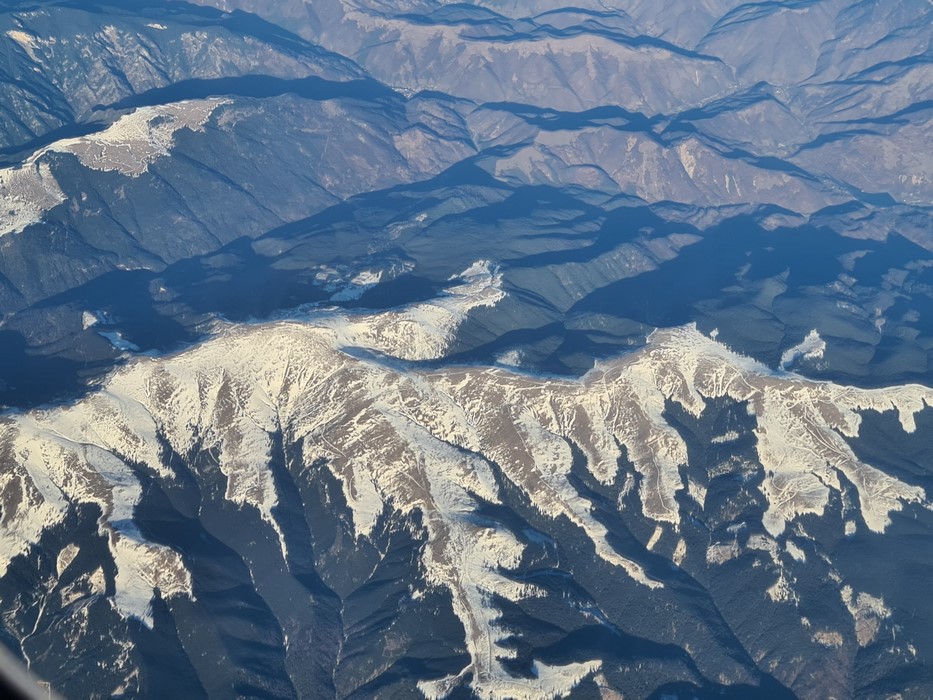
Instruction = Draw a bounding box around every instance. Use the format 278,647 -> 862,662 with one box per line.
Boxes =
1,263 -> 929,699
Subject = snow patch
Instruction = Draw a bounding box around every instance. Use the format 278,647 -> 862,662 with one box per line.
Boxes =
812,629 -> 844,648
779,329 -> 826,370
767,571 -> 797,604
495,348 -> 524,367
5,30 -> 46,62
841,586 -> 891,647
785,540 -> 806,563
56,543 -> 80,577
328,260 -> 504,361
82,311 -> 101,330
48,99 -> 227,177
646,525 -> 663,551
673,538 -> 687,566
0,161 -> 66,236
98,331 -> 141,352
0,100 -> 226,237
329,269 -> 383,301
711,430 -> 740,444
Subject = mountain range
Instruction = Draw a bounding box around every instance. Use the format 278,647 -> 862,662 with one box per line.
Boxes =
0,1 -> 931,698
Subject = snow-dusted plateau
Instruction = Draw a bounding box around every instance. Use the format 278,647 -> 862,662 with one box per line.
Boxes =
0,1 -> 932,699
